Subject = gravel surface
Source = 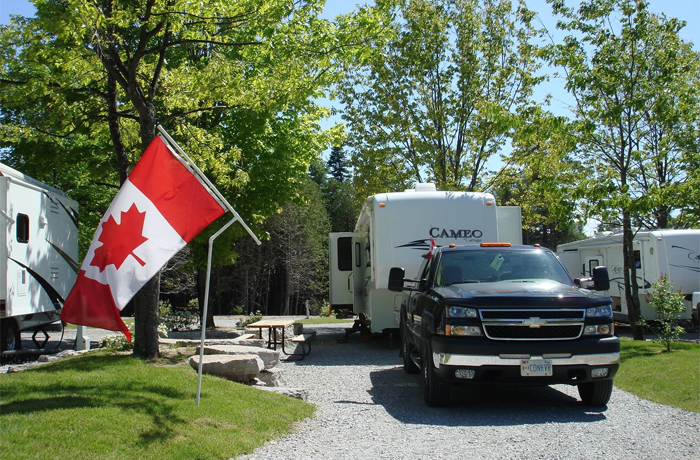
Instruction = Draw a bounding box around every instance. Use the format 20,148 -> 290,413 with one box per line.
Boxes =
236,321 -> 699,460
5,318 -> 699,459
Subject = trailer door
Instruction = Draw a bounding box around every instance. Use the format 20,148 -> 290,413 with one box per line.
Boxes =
329,233 -> 357,313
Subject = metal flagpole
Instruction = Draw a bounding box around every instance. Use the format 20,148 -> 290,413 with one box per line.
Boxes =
155,126 -> 261,405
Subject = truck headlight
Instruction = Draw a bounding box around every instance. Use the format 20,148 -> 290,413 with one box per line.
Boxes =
587,305 -> 613,317
447,306 -> 478,318
584,324 -> 613,336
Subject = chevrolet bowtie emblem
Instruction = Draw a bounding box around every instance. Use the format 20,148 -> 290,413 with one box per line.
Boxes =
523,317 -> 547,328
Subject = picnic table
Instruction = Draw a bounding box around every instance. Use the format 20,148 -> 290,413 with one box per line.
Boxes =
246,319 -> 296,351
246,318 -> 313,359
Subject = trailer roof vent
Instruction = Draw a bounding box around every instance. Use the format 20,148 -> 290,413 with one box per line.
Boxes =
412,183 -> 437,192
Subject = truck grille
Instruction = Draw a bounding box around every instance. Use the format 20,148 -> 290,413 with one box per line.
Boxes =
480,309 -> 585,341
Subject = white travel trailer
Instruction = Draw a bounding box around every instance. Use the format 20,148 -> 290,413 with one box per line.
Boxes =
0,163 -> 79,352
556,230 -> 700,326
329,184 -> 522,334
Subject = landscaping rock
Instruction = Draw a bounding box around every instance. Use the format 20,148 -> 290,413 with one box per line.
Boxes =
188,354 -> 264,383
196,345 -> 280,369
256,386 -> 309,401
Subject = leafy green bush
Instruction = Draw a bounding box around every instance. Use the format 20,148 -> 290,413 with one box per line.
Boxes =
100,323 -> 135,351
159,299 -> 200,332
238,311 -> 262,328
642,275 -> 687,352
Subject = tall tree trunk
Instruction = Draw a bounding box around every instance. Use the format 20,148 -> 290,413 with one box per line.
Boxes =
132,108 -> 161,358
133,274 -> 160,358
623,213 -> 645,340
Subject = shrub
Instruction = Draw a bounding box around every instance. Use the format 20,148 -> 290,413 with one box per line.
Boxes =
100,323 -> 135,351
642,274 -> 687,352
159,299 -> 200,332
238,311 -> 263,328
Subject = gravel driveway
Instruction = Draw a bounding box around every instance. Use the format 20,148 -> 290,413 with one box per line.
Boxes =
238,322 -> 699,460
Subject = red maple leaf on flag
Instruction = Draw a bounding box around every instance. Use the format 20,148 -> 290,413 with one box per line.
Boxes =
90,203 -> 148,272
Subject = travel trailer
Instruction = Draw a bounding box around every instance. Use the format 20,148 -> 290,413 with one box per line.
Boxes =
0,163 -> 79,352
557,230 -> 700,327
329,183 -> 522,334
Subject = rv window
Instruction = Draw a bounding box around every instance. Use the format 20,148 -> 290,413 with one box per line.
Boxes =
588,259 -> 600,276
17,213 -> 29,243
337,237 -> 353,271
634,250 -> 641,268
355,243 -> 361,268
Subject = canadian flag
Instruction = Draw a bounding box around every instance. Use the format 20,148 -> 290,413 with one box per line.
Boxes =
427,237 -> 438,259
61,136 -> 226,341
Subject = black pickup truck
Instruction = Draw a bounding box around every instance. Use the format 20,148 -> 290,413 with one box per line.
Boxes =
389,243 -> 620,407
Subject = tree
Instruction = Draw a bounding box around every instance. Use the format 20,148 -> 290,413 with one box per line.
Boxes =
0,0 -> 350,357
327,145 -> 351,182
548,0 -> 700,339
489,106 -> 586,248
337,0 -> 543,201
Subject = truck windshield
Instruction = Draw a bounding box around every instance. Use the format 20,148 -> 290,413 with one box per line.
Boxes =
436,250 -> 573,286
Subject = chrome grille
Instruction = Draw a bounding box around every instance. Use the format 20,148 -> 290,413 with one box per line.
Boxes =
479,309 -> 585,341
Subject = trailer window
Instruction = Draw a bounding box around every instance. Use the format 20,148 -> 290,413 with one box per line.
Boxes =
588,259 -> 600,276
337,237 -> 352,271
355,243 -> 361,268
17,213 -> 29,243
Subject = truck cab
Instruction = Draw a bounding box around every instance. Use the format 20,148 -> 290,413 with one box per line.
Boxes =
390,243 -> 619,407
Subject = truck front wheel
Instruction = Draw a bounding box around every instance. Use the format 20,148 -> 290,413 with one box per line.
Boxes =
422,340 -> 450,407
578,380 -> 613,406
1,319 -> 21,353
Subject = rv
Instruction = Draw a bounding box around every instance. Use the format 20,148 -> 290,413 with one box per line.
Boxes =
0,163 -> 79,352
556,230 -> 700,326
329,183 -> 522,334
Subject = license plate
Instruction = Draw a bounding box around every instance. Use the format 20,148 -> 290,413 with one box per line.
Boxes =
521,359 -> 553,377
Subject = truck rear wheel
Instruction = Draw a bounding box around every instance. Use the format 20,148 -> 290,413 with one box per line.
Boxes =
578,380 -> 613,406
422,340 -> 450,407
1,319 -> 21,353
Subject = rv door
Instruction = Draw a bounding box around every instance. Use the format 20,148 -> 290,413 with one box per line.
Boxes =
329,233 -> 358,314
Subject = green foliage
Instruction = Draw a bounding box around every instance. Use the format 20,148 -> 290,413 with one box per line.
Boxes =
159,300 -> 200,332
99,324 -> 135,352
238,311 -> 263,328
0,351 -> 315,459
338,0 -> 544,200
641,275 -> 688,352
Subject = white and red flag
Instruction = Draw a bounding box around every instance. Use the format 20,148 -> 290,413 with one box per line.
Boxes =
61,136 -> 226,341
427,237 -> 438,259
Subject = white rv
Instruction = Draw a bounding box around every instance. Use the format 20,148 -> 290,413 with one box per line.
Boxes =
556,230 -> 700,326
329,184 -> 522,333
0,163 -> 79,352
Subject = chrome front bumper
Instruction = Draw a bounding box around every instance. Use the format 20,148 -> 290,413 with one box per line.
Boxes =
434,352 -> 620,368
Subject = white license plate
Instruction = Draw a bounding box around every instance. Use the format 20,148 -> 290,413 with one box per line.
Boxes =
521,359 -> 553,377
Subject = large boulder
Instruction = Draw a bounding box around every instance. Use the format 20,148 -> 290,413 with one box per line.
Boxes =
196,345 -> 280,369
188,354 -> 264,383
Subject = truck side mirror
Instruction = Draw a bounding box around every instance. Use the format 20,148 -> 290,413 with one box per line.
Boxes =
591,266 -> 610,291
388,267 -> 406,292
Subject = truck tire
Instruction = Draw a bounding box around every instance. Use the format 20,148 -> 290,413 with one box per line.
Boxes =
422,340 -> 450,407
402,318 -> 420,374
578,380 -> 613,406
1,319 -> 21,353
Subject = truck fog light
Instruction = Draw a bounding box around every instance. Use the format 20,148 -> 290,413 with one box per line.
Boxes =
447,325 -> 482,336
455,369 -> 475,379
591,368 -> 609,378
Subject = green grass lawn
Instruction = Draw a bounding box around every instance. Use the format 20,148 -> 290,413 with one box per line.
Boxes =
0,351 -> 315,460
616,338 -> 699,412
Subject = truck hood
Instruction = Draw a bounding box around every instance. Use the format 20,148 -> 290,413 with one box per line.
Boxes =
435,281 -> 612,308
